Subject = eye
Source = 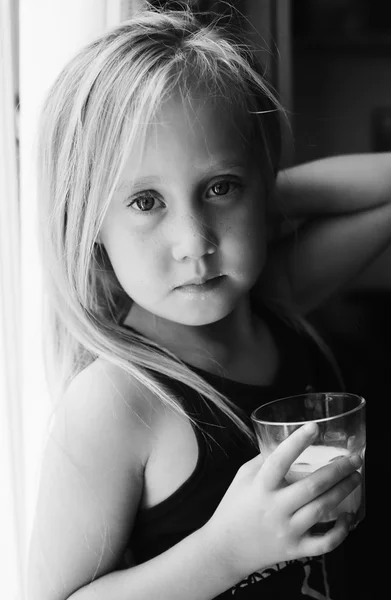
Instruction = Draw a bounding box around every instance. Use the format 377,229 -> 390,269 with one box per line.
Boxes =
127,192 -> 164,212
207,179 -> 241,198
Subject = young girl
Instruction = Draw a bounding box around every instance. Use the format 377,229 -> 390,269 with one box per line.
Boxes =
28,6 -> 391,600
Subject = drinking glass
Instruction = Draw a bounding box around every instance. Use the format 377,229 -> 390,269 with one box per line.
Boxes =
251,392 -> 366,534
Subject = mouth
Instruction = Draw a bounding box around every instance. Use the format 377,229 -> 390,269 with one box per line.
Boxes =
175,275 -> 225,294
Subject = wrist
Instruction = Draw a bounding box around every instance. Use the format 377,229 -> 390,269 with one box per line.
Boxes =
199,520 -> 248,588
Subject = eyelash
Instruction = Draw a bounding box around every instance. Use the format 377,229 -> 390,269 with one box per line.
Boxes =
126,178 -> 242,213
126,192 -> 164,213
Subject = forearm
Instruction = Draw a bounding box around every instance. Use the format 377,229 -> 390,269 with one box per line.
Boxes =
69,526 -> 238,600
275,152 -> 391,217
259,187 -> 391,313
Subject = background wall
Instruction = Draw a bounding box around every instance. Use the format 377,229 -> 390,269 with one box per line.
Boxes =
294,55 -> 391,162
289,6 -> 391,589
291,0 -> 391,289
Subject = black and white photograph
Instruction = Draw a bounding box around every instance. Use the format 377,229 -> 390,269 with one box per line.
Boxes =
1,1 -> 391,598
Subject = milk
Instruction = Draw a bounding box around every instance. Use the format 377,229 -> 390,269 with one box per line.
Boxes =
286,445 -> 363,522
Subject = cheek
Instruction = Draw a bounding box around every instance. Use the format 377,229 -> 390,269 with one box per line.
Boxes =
224,200 -> 267,251
113,243 -> 160,284
227,203 -> 268,280
100,226 -> 153,286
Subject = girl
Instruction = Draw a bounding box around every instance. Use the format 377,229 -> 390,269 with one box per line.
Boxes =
28,5 -> 390,600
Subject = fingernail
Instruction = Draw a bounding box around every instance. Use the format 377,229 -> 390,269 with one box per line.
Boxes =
350,454 -> 362,468
304,422 -> 318,437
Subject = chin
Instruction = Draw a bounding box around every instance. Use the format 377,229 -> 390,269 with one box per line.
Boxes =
172,315 -> 223,327
164,303 -> 235,327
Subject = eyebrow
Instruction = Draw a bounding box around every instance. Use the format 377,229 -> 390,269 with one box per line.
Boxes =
115,158 -> 248,193
208,159 -> 248,172
115,176 -> 161,193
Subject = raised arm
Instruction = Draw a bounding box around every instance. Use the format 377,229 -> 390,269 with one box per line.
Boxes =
259,152 -> 391,313
275,152 -> 391,216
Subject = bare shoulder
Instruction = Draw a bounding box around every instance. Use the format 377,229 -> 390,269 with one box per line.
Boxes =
59,358 -> 155,442
27,358 -> 156,600
50,357 -> 157,475
66,356 -> 154,418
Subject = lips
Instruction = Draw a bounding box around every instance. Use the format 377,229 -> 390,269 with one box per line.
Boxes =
174,275 -> 225,294
176,274 -> 221,288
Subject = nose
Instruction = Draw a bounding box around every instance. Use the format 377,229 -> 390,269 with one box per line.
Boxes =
171,210 -> 217,262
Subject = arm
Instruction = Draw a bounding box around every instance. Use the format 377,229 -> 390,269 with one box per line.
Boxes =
27,360 -> 361,600
26,359 -> 239,600
27,359 -> 149,599
260,152 -> 391,313
68,525 -> 236,600
275,152 -> 391,216
28,369 -> 358,600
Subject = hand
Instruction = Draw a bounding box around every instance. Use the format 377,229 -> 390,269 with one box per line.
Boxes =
204,423 -> 361,581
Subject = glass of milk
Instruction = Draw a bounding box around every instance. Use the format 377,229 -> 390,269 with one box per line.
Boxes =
251,393 -> 366,534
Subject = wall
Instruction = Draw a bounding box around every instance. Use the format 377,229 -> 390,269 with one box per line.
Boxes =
294,53 -> 391,162
293,49 -> 391,289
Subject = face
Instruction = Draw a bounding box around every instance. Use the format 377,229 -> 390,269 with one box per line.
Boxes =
99,94 -> 268,328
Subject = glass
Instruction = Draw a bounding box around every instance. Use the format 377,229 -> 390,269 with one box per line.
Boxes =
251,392 -> 366,534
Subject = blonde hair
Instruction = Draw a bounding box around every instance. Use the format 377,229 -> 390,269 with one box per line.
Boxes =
37,5 -> 290,443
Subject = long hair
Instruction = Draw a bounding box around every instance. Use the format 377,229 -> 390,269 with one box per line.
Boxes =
37,5 -> 285,444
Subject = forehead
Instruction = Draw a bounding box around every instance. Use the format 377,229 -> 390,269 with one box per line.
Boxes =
156,92 -> 247,144
122,93 -> 251,181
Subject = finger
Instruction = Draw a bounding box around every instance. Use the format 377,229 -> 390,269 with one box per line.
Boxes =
258,422 -> 318,490
290,470 -> 361,533
238,451 -> 266,477
282,453 -> 362,514
297,512 -> 352,558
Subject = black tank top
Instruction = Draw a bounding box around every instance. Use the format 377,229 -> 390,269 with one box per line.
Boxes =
119,311 -> 351,599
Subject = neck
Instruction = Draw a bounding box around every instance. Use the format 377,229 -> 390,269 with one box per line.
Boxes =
123,296 -> 260,371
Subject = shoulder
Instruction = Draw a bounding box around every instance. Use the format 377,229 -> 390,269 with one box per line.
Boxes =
28,358 -> 158,599
53,357 -> 157,470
